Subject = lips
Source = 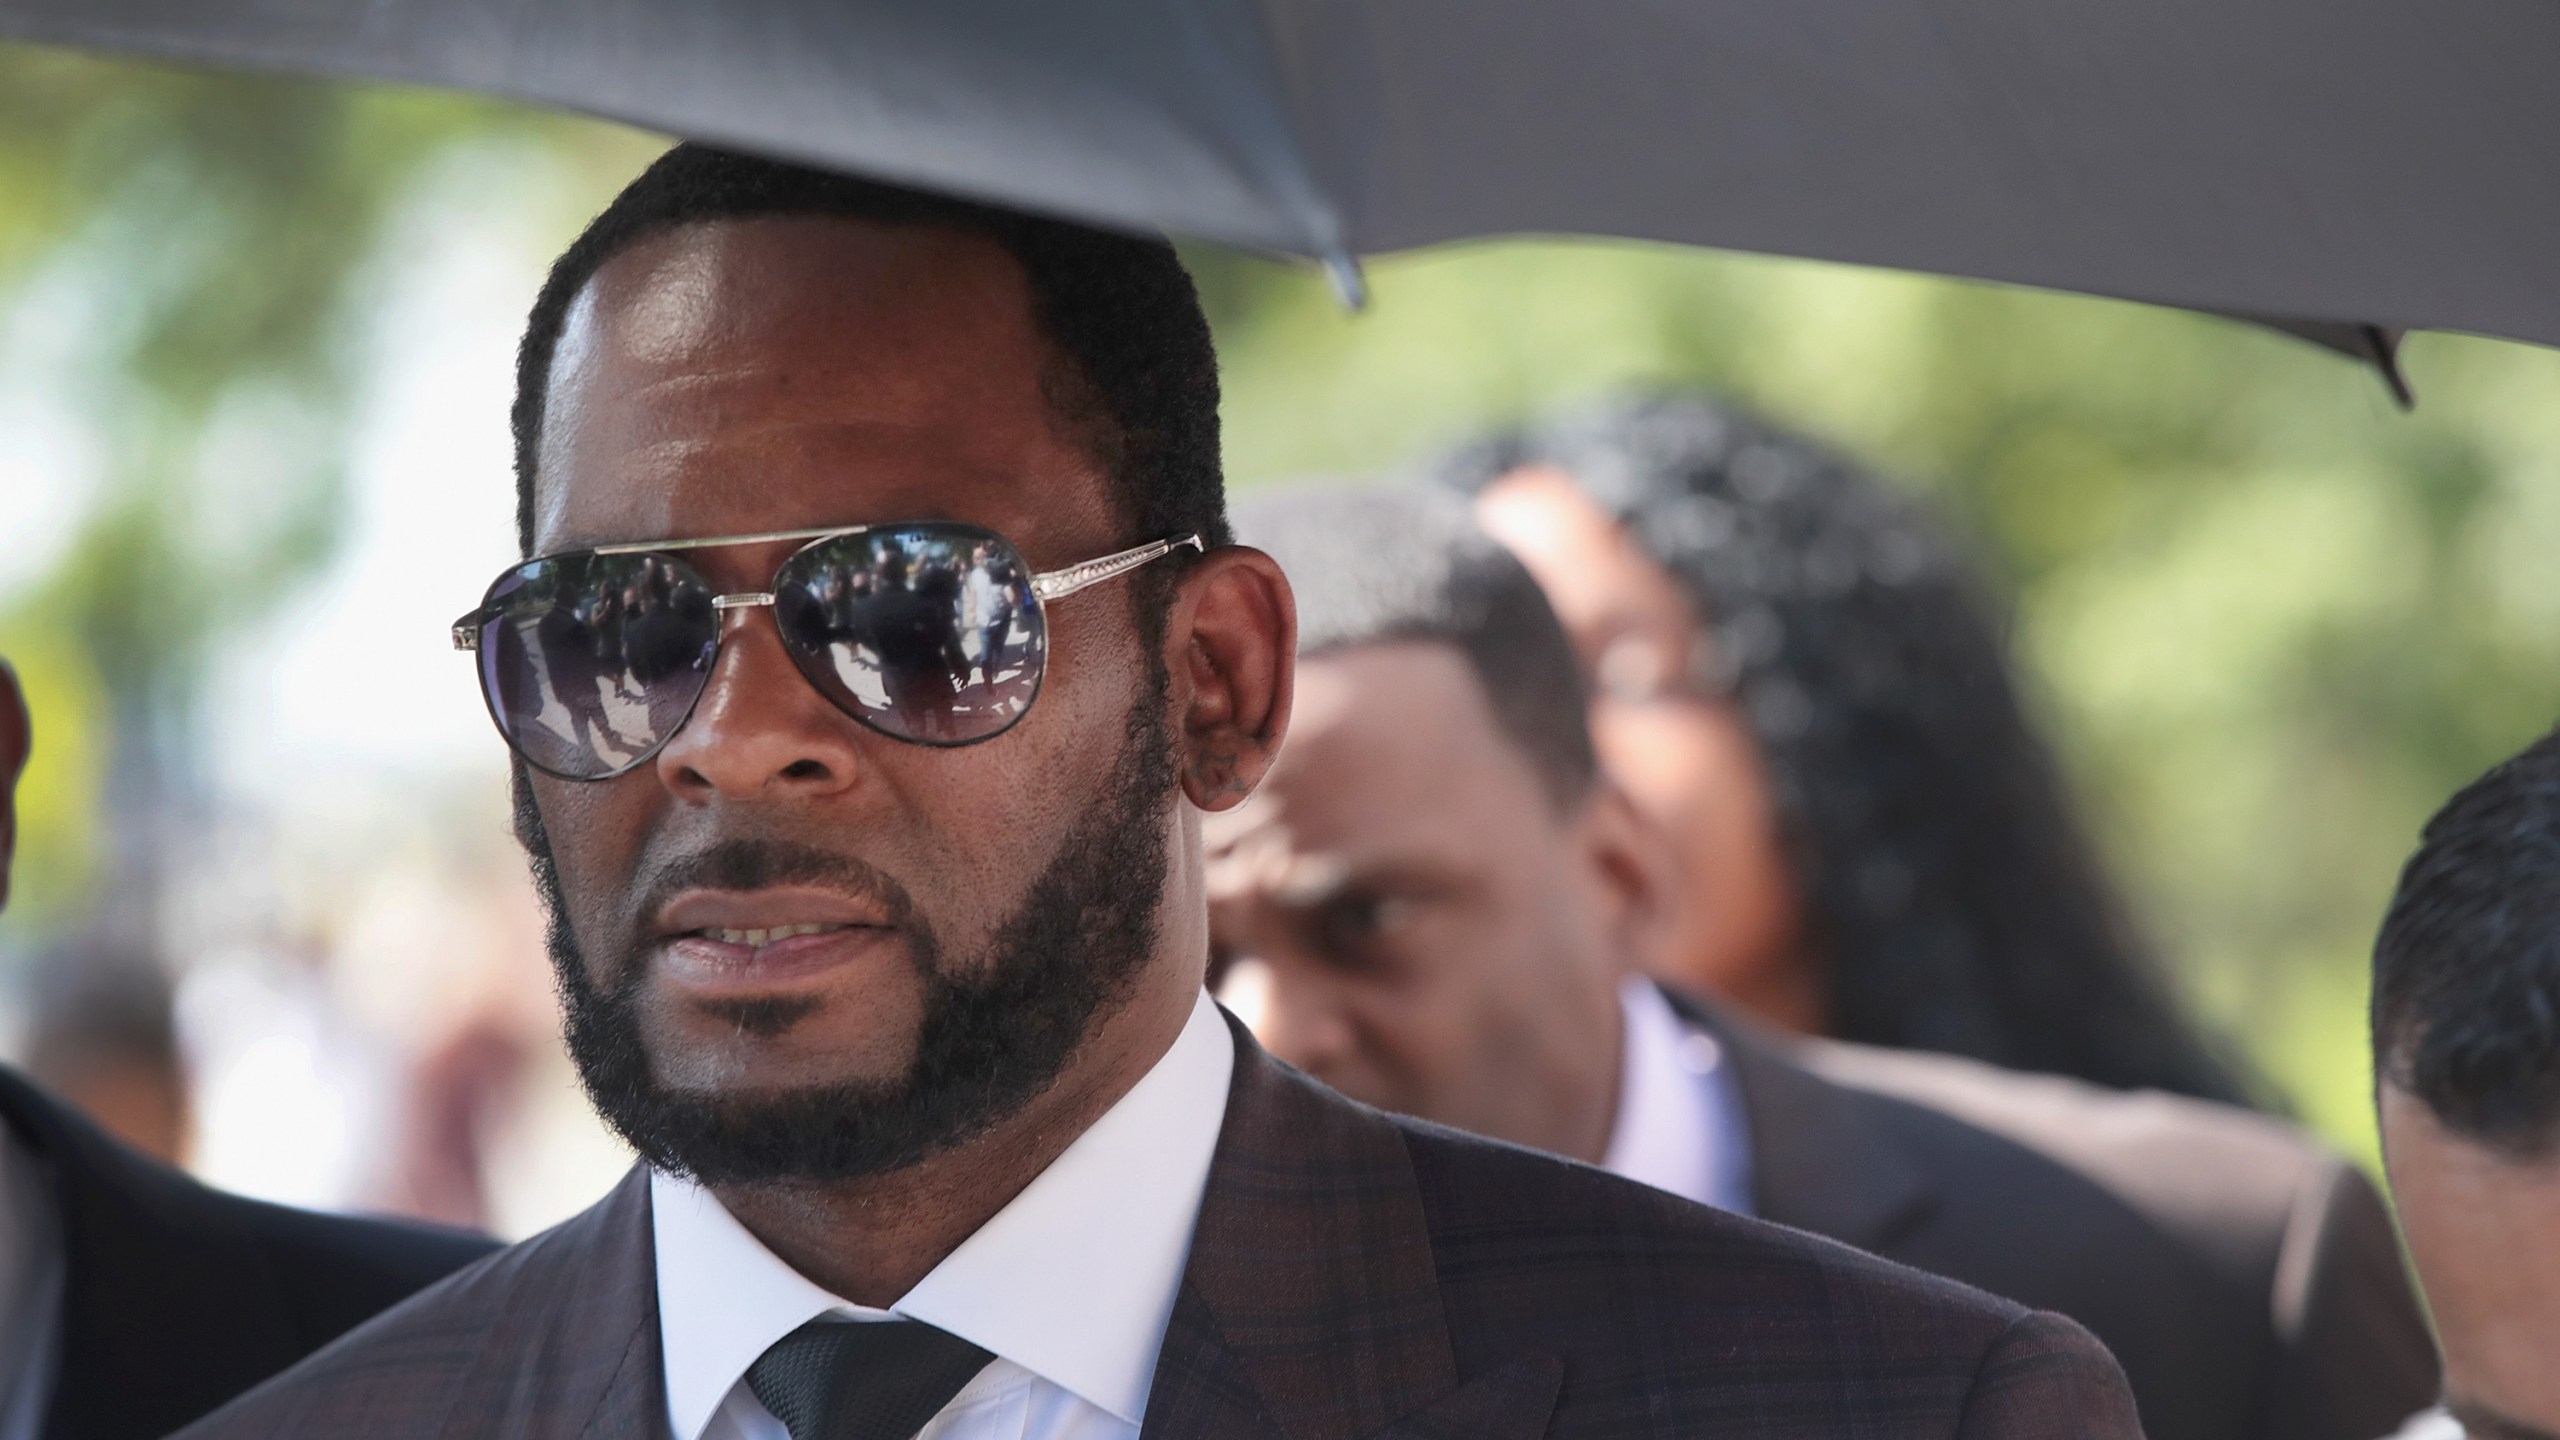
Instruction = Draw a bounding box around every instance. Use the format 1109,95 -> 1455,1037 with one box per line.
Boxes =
651,887 -> 902,994
697,922 -> 853,947
656,885 -> 895,938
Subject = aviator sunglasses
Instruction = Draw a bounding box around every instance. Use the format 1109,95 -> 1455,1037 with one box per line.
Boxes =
453,521 -> 1202,780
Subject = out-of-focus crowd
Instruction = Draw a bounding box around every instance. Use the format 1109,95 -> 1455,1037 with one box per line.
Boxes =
7,805 -> 621,1237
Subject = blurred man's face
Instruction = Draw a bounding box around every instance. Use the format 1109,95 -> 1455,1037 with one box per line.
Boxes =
1475,467 -> 1821,1034
2381,1084 -> 2560,1440
1204,643 -> 1635,1161
0,661 -> 26,911
521,215 -> 1190,1183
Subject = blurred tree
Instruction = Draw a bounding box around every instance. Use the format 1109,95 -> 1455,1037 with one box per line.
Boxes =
0,46 -> 643,947
1193,242 -> 2560,1160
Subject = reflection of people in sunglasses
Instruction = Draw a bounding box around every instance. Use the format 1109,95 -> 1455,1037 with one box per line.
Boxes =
188,145 -> 2139,1438
846,538 -> 965,741
620,562 -> 714,690
959,541 -> 1017,682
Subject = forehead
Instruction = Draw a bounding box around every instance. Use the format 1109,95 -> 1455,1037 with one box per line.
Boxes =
1215,644 -> 1555,867
1477,467 -> 1696,644
532,214 -> 1116,557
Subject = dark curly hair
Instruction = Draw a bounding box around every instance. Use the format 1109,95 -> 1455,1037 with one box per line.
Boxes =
1441,392 -> 2255,1106
2374,723 -> 2560,1157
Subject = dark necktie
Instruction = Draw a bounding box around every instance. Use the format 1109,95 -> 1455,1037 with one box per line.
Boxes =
746,1317 -> 996,1440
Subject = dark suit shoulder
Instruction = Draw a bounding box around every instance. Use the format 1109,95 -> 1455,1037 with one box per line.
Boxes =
182,1183 -> 500,1350
1399,1107 -> 2026,1327
173,1174 -> 656,1440
1390,1115 -> 2139,1435
1800,1037 -> 2342,1254
1774,1034 -> 2438,1440
0,1065 -> 500,1440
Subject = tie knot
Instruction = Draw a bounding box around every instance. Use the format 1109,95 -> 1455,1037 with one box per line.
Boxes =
746,1317 -> 995,1440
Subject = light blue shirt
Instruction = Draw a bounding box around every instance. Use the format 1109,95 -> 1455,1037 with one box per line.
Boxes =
1600,978 -> 1756,1215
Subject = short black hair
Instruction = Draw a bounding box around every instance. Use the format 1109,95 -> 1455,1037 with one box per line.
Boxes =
1437,392 -> 2256,1107
1234,485 -> 1597,810
511,143 -> 1229,591
2374,724 -> 2560,1158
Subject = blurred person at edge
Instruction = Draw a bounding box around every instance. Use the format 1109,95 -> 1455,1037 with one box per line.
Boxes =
1214,487 -> 2439,1440
182,144 -> 2139,1440
2372,726 -> 2560,1440
23,953 -> 189,1165
1444,392 -> 2255,1105
0,660 -> 497,1440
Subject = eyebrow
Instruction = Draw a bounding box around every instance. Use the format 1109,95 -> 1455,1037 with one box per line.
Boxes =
1211,850 -> 1468,912
1298,859 -> 1484,911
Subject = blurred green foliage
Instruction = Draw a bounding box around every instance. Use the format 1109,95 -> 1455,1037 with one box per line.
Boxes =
1193,241 -> 2560,1162
4,47 -> 2555,1165
0,45 -> 647,941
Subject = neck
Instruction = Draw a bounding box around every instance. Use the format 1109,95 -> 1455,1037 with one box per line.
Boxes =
711,975 -> 1197,1307
1486,968 -> 1625,1169
1560,979 -> 1628,1167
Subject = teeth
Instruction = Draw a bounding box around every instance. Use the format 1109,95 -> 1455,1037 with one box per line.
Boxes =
701,923 -> 849,947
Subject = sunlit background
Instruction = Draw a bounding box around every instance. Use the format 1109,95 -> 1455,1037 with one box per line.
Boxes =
4,46 -> 2556,1235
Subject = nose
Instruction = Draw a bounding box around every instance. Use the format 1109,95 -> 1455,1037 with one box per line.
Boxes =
653,608 -> 865,802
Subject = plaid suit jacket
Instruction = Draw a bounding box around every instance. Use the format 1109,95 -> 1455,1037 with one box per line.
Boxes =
174,1016 -> 2140,1439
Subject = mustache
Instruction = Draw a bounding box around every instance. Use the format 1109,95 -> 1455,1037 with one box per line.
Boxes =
633,838 -> 923,934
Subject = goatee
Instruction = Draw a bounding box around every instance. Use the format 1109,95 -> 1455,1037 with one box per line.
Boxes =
515,695 -> 1176,1185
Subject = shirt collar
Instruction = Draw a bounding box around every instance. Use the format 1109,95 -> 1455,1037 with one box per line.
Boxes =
653,989 -> 1235,1440
1601,978 -> 1756,1214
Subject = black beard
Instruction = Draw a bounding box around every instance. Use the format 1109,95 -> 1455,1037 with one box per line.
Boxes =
514,696 -> 1177,1186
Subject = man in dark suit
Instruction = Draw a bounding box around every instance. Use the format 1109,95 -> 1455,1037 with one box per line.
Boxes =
177,144 -> 2138,1439
1213,487 -> 2437,1440
0,661 -> 497,1440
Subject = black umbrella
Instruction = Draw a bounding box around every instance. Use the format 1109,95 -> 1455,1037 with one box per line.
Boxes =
7,0 -> 2554,390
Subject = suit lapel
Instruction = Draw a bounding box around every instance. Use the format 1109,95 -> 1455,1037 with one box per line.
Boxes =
1673,988 -> 1935,1251
1362,1357 -> 1563,1439
1142,1017 -> 1557,1440
1138,1279 -> 1288,1440
435,1166 -> 665,1440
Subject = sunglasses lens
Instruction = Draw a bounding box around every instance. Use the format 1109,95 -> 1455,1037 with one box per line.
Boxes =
773,527 -> 1046,745
474,552 -> 719,778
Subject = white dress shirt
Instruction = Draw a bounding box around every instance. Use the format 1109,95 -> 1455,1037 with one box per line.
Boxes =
655,990 -> 1236,1440
1599,978 -> 1756,1215
0,1116 -> 63,1440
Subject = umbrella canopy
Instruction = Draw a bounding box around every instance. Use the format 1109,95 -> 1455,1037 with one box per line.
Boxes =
2,0 -> 2555,358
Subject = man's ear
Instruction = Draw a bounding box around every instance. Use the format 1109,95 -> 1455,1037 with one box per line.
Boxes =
0,660 -> 30,912
1166,545 -> 1294,812
1577,780 -> 1675,982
